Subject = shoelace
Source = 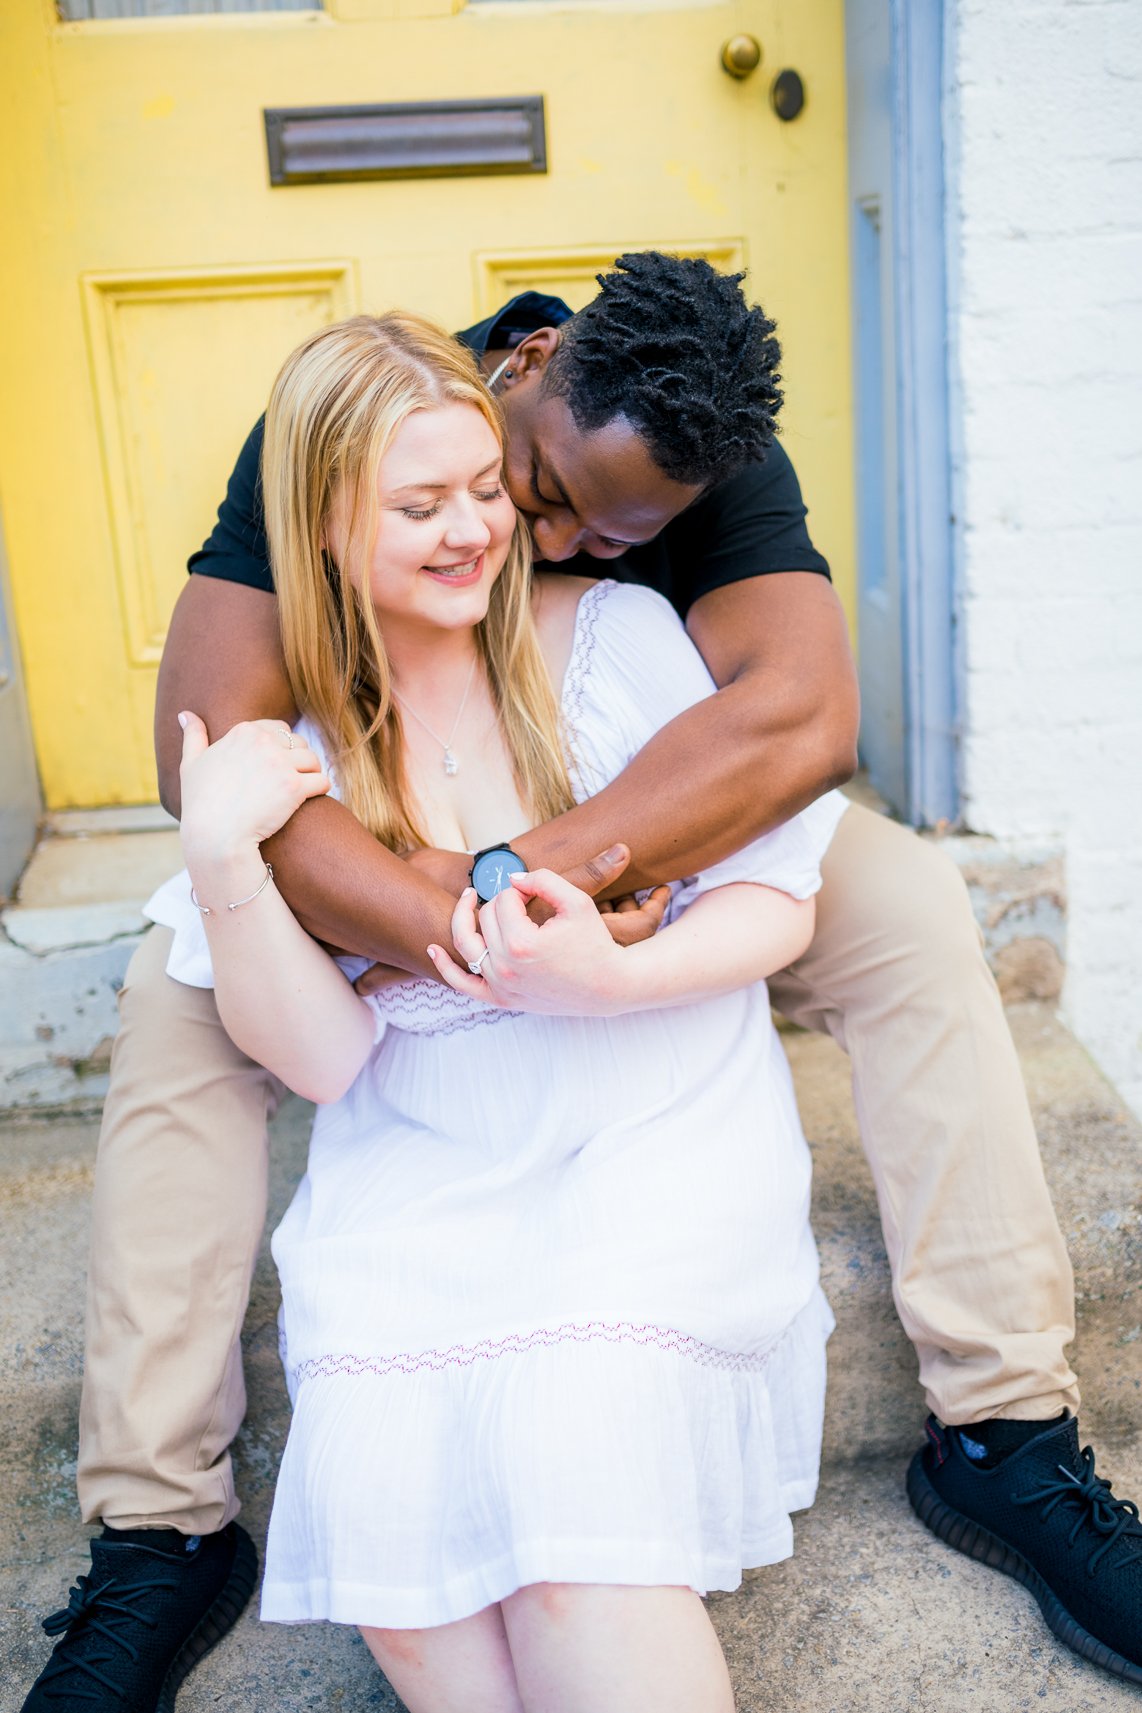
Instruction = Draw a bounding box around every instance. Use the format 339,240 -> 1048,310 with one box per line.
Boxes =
37,1567 -> 181,1701
1013,1444 -> 1142,1575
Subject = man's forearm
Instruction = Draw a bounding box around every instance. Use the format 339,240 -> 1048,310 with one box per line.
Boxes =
262,797 -> 457,974
514,667 -> 857,894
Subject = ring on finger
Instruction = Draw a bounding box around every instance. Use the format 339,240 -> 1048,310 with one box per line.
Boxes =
283,731 -> 296,751
467,947 -> 491,976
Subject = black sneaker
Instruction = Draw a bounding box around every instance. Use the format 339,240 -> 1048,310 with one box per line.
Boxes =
21,1523 -> 257,1710
908,1414 -> 1142,1685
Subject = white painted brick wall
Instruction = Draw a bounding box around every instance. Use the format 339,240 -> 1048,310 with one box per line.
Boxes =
945,0 -> 1142,1115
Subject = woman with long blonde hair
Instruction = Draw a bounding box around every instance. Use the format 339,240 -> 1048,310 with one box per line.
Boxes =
155,309 -> 845,1711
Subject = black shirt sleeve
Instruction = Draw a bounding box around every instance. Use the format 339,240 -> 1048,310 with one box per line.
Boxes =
187,416 -> 274,593
660,439 -> 830,614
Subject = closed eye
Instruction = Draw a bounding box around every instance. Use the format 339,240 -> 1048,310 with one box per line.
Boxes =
530,463 -> 562,508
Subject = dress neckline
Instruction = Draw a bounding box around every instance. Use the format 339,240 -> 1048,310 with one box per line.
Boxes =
558,579 -> 616,720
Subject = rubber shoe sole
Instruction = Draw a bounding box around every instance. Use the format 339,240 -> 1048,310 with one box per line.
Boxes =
156,1526 -> 259,1713
907,1448 -> 1142,1688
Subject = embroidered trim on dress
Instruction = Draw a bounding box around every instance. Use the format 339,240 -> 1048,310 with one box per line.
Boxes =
288,1318 -> 782,1384
561,579 -> 615,735
366,977 -> 523,1038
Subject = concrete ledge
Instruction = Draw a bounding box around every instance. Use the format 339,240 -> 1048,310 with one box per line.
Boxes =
0,796 -> 1083,1110
0,936 -> 138,1110
936,831 -> 1066,1003
0,821 -> 180,1111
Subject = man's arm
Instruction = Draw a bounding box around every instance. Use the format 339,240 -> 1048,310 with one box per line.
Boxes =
156,577 -> 294,817
156,567 -> 855,962
510,572 -> 859,893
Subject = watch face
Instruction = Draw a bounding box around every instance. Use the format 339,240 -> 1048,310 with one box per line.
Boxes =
472,847 -> 528,902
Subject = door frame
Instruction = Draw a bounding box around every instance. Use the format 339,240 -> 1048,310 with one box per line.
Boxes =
847,0 -> 958,827
0,501 -> 42,899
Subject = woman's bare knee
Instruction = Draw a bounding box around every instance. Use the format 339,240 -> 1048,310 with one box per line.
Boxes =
360,1610 -> 524,1713
503,1583 -> 734,1713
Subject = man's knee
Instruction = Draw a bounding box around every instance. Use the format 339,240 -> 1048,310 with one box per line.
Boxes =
823,811 -> 987,988
112,926 -> 258,1082
117,926 -> 207,1032
891,833 -> 982,953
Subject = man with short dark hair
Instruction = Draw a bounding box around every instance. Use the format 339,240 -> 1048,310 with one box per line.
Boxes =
23,254 -> 1141,1711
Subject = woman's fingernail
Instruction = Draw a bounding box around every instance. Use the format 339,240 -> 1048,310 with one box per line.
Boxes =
427,945 -> 439,959
603,844 -> 625,863
462,887 -> 475,900
177,712 -> 189,730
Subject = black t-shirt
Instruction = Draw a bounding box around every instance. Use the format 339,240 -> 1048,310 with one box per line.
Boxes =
188,292 -> 830,619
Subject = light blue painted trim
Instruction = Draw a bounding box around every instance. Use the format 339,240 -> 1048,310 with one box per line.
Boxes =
891,0 -> 958,824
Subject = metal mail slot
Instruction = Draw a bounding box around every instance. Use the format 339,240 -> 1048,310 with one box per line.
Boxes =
264,97 -> 547,185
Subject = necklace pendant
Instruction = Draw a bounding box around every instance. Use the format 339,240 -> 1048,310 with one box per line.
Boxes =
442,749 -> 459,777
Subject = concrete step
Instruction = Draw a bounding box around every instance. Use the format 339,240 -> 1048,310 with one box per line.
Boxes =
2,1002 -> 1139,1709
9,1460 -> 1142,1713
0,812 -> 179,1109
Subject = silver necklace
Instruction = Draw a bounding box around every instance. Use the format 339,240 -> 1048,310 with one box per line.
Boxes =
392,655 -> 478,777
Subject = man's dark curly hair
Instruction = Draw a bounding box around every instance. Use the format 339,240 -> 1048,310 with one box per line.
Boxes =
542,251 -> 782,486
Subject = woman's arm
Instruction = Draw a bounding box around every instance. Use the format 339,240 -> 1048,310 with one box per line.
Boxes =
178,713 -> 375,1103
432,868 -> 814,1017
604,883 -> 815,1010
157,578 -> 459,972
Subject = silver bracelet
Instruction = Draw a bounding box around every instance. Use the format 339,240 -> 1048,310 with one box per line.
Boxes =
191,862 -> 274,917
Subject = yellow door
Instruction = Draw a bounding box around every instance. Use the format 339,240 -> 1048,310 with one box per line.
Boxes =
0,0 -> 853,808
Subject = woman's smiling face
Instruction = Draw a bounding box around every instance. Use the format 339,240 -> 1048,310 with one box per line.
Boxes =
328,401 -> 518,637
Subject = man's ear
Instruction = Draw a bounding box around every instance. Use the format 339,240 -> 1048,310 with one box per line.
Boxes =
501,327 -> 561,387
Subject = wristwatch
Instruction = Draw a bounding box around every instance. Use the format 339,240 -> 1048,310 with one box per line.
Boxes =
470,842 -> 529,905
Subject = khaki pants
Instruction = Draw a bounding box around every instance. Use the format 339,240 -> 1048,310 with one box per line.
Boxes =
77,803 -> 1078,1533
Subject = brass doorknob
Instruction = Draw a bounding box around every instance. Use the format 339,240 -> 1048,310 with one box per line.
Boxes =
721,34 -> 762,79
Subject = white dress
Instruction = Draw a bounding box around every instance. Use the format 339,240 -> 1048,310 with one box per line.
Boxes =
147,580 -> 849,1630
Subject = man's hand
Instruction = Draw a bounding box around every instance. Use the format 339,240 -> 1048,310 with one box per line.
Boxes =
596,887 -> 672,946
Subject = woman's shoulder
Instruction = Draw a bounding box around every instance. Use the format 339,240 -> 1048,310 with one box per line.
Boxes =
534,573 -> 681,644
532,572 -> 598,690
532,570 -> 598,630
534,574 -> 694,707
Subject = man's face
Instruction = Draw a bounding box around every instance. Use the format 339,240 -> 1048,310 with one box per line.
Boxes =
497,335 -> 704,562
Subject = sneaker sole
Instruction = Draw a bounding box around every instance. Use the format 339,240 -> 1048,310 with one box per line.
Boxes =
907,1450 -> 1142,1688
156,1526 -> 259,1713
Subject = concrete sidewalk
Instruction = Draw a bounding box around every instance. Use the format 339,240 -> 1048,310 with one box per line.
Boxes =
2,1003 -> 1139,1711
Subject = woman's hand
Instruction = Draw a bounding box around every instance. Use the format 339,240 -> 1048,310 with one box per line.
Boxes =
352,871 -> 670,999
428,870 -> 640,1016
177,711 -> 331,865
